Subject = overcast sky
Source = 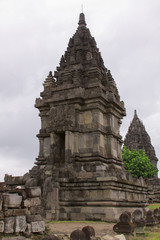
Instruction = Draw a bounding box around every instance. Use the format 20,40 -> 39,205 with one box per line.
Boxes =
0,0 -> 160,181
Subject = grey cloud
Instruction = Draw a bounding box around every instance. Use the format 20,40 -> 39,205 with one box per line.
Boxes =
0,0 -> 160,180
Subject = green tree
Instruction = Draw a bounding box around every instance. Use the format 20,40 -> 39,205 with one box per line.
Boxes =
122,146 -> 157,178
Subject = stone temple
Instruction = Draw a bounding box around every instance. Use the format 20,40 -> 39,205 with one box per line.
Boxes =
124,110 -> 158,175
4,13 -> 148,221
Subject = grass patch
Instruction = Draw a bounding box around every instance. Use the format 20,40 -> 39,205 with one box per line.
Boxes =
48,220 -> 107,224
132,228 -> 160,240
148,204 -> 160,210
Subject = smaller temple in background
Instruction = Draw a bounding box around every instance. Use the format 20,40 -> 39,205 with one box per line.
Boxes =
124,110 -> 158,175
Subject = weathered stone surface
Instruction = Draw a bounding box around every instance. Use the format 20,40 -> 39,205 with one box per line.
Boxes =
4,217 -> 15,233
31,221 -> 45,232
113,213 -> 136,234
145,210 -> 156,226
0,193 -> 3,211
23,197 -> 41,208
26,223 -> 31,233
25,177 -> 38,187
29,205 -> 43,215
114,235 -> 126,240
132,209 -> 145,227
4,208 -> 29,217
4,174 -> 25,186
3,193 -> 22,208
70,229 -> 86,240
26,214 -> 42,223
26,187 -> 41,198
42,235 -> 59,240
0,211 -> 4,220
119,213 -> 130,223
82,225 -> 95,240
0,220 -> 4,232
15,216 -> 27,233
153,208 -> 160,223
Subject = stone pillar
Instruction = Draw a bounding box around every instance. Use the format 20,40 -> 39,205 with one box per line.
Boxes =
65,131 -> 74,163
39,138 -> 44,157
74,132 -> 79,155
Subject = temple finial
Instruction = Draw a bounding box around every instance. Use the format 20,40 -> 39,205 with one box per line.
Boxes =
134,109 -> 138,118
78,12 -> 86,26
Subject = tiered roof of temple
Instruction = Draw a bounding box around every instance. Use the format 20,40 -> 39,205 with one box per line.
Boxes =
42,13 -> 121,103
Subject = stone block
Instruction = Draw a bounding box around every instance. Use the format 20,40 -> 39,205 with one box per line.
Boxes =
26,187 -> 41,198
3,193 -> 22,208
26,214 -> 42,223
115,235 -> 126,240
4,209 -> 13,217
46,210 -> 55,220
15,216 -> 27,233
69,213 -> 85,220
0,211 -> 4,220
30,205 -> 43,215
31,221 -> 45,232
4,217 -> 15,233
4,208 -> 29,217
59,212 -> 67,220
0,193 -> 3,211
23,197 -> 41,208
25,177 -> 38,187
0,220 -> 4,232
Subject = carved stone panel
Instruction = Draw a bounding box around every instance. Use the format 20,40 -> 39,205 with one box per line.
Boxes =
48,104 -> 75,131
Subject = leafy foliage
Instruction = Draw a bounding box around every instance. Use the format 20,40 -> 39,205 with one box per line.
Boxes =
122,146 -> 157,178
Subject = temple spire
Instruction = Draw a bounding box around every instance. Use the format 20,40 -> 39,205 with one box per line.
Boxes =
78,12 -> 86,26
124,111 -> 158,176
134,109 -> 138,118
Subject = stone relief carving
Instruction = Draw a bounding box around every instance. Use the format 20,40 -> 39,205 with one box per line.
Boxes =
48,104 -> 75,131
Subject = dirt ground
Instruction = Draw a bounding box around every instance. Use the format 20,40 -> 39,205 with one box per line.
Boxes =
47,222 -> 116,237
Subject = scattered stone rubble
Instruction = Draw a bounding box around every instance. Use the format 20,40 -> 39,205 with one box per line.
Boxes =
0,182 -> 45,235
0,208 -> 160,239
113,209 -> 160,239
